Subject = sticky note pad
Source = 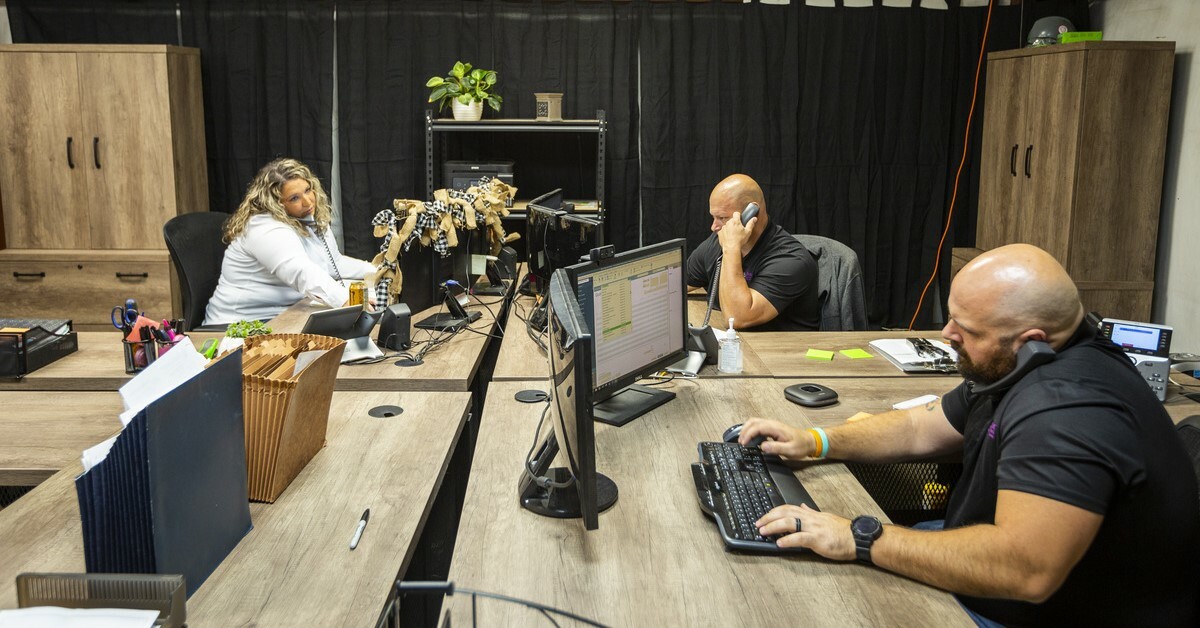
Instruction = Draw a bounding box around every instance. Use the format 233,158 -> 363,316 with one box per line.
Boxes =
806,349 -> 835,361
840,348 -> 873,359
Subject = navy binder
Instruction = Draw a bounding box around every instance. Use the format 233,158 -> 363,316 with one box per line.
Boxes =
75,349 -> 252,597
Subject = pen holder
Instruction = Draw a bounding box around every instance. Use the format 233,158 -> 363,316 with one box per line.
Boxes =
122,337 -> 159,374
156,334 -> 186,357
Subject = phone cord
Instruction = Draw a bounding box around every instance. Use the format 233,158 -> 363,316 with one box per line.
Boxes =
703,257 -> 721,327
311,224 -> 344,282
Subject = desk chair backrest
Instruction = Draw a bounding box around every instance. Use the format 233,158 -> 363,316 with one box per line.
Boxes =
1177,415 -> 1200,512
163,212 -> 229,331
793,234 -> 868,331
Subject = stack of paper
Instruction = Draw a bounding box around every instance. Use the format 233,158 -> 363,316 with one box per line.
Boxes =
868,338 -> 959,374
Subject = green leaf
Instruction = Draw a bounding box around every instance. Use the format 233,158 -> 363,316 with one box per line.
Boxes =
483,71 -> 498,86
486,95 -> 502,112
425,76 -> 444,88
470,68 -> 485,81
457,93 -> 472,105
429,85 -> 449,103
451,61 -> 466,78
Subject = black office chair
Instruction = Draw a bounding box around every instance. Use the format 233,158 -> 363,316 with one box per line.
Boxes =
1176,415 -> 1200,511
845,461 -> 963,526
793,234 -> 868,331
163,212 -> 230,332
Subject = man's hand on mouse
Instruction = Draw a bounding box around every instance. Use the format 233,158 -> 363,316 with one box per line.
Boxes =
756,504 -> 856,560
737,418 -> 815,459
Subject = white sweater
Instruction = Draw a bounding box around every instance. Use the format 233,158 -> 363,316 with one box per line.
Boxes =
204,214 -> 375,325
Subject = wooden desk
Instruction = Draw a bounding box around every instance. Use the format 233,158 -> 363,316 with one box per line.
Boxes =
0,330 -> 223,392
0,390 -> 471,626
0,392 -> 124,485
262,299 -> 504,391
743,330 -> 946,378
444,379 -> 970,626
493,295 -> 769,381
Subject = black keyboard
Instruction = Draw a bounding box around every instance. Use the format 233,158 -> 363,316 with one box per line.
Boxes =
692,441 -> 819,553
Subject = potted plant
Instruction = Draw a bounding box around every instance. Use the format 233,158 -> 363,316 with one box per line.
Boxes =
426,61 -> 503,121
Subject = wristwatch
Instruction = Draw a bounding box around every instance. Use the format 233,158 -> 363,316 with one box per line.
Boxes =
851,515 -> 883,564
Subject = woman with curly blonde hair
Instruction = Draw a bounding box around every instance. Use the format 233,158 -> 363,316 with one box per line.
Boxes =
204,158 -> 375,324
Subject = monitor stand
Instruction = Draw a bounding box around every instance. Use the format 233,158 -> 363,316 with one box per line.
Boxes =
593,384 -> 676,427
520,467 -> 618,519
414,310 -> 482,331
473,281 -> 508,297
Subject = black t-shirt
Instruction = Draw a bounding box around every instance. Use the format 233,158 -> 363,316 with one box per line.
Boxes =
941,323 -> 1200,626
685,224 -> 819,331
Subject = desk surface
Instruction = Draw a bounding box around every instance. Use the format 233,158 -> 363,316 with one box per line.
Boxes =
0,392 -> 124,486
269,300 -> 503,391
744,330 -> 947,378
0,390 -> 471,626
444,379 -> 970,626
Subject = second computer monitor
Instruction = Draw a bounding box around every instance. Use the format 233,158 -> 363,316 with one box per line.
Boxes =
527,188 -> 603,295
566,238 -> 688,426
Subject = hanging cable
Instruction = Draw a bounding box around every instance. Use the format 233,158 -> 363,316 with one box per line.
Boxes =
907,0 -> 995,330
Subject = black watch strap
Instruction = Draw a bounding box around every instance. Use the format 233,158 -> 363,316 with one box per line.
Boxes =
852,516 -> 883,564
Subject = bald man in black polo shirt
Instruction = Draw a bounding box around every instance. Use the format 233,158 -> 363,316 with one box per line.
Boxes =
739,244 -> 1200,626
686,174 -> 820,331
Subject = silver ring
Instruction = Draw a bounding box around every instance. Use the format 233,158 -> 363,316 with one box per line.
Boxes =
794,517 -> 803,533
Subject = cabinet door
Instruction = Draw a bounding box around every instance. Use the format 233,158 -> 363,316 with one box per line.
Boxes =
975,56 -> 1026,251
1014,50 -> 1084,262
0,52 -> 91,248
77,52 -> 175,249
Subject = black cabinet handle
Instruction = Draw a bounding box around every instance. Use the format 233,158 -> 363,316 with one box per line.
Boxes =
1024,145 -> 1032,178
1010,144 -> 1017,176
67,137 -> 75,169
93,137 -> 101,169
13,271 -> 46,279
115,272 -> 149,279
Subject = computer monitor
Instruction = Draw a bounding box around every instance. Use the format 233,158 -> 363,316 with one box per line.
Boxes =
565,238 -> 688,426
518,269 -> 617,530
526,188 -> 603,296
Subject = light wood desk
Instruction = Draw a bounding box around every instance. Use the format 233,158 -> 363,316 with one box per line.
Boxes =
0,390 -> 471,626
443,379 -> 970,626
0,392 -> 124,486
269,300 -> 504,392
743,329 -> 948,378
492,294 -> 770,380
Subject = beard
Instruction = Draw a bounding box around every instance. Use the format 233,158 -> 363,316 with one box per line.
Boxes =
950,340 -> 1018,386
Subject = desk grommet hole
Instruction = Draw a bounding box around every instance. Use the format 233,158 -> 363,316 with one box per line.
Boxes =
368,405 -> 404,418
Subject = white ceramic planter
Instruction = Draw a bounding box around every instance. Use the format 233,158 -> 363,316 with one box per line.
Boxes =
452,100 -> 483,121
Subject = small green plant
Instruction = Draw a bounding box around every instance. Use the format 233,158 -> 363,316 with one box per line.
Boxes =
426,61 -> 503,112
226,320 -> 272,338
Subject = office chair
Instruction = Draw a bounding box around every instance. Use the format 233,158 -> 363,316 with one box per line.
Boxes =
1176,415 -> 1200,510
845,461 -> 963,527
793,234 -> 868,331
163,212 -> 230,332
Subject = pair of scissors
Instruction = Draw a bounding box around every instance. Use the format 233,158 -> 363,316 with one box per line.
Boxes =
111,298 -> 139,331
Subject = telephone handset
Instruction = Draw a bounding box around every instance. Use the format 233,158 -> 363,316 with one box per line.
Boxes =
970,340 -> 1056,395
702,202 -> 761,327
739,202 -> 760,225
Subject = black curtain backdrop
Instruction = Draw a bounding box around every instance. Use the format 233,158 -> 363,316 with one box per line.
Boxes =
180,1 -> 337,216
7,0 -> 1091,328
7,0 -> 178,44
335,0 -> 638,260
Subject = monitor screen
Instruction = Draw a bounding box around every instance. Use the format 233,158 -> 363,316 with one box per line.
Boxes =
517,269 -> 617,530
566,239 -> 688,425
527,188 -> 603,295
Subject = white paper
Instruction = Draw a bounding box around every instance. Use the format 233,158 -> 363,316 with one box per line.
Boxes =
0,606 -> 158,628
893,394 -> 941,410
118,336 -> 205,427
217,336 -> 245,356
293,349 -> 328,375
81,435 -> 120,473
868,338 -> 958,365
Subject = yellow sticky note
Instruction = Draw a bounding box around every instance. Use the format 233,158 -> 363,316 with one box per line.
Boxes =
846,412 -> 875,423
806,349 -> 835,361
840,348 -> 873,359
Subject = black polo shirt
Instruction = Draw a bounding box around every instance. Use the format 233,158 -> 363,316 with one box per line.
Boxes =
941,323 -> 1200,626
685,224 -> 819,331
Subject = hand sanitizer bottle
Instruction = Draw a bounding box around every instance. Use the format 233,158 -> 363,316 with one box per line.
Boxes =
718,317 -> 743,374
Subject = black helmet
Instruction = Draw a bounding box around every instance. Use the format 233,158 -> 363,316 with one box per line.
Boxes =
1027,16 -> 1075,47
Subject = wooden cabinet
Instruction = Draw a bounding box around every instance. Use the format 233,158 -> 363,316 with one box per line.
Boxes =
971,41 -> 1174,320
0,45 -> 208,328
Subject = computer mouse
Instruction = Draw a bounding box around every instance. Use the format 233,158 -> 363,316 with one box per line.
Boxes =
722,423 -> 766,448
784,383 -> 839,407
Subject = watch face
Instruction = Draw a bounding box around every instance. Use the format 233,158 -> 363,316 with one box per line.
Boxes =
852,516 -> 882,538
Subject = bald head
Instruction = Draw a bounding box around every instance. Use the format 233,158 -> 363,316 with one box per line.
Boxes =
710,174 -> 767,218
952,244 -> 1084,345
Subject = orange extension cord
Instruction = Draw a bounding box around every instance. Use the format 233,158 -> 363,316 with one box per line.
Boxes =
907,0 -> 995,330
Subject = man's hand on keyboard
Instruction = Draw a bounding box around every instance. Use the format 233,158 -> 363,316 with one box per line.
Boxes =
738,418 -> 816,459
756,503 -> 855,560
